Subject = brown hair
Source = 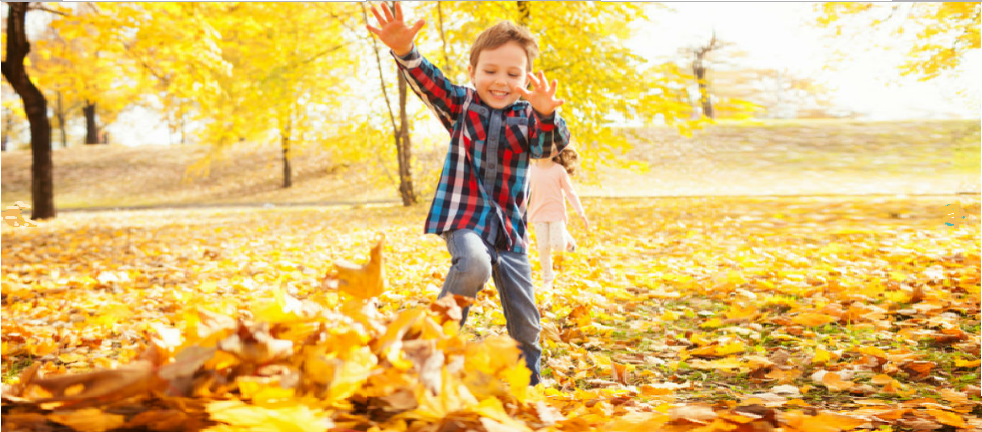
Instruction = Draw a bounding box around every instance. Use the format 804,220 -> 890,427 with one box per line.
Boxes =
469,21 -> 538,73
552,147 -> 579,176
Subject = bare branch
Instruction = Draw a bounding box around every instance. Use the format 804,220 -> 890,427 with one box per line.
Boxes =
359,2 -> 399,138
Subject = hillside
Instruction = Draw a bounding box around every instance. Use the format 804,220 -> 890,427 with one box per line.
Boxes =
1,120 -> 978,210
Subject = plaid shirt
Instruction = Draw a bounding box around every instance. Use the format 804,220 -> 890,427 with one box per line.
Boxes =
393,46 -> 570,253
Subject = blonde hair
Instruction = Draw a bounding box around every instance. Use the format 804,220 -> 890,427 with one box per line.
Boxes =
552,147 -> 579,176
469,21 -> 538,73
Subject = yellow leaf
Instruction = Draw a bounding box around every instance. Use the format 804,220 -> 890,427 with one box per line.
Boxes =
700,318 -> 723,329
716,342 -> 745,356
475,397 -> 533,432
812,348 -> 832,364
501,363 -> 531,401
206,399 -> 332,432
327,346 -> 377,403
954,358 -> 981,368
252,289 -> 305,324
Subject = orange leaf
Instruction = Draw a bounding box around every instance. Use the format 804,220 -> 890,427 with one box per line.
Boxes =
924,408 -> 966,428
870,374 -> 894,385
323,234 -> 386,300
792,313 -> 838,327
48,408 -> 126,432
612,361 -> 630,385
821,372 -> 854,391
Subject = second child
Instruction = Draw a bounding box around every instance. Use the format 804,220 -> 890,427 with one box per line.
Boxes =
529,147 -> 589,288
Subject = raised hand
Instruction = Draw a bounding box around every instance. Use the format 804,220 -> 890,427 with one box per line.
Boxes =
365,2 -> 425,57
515,71 -> 565,117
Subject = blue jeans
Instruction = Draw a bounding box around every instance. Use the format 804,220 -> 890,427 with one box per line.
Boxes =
439,229 -> 542,385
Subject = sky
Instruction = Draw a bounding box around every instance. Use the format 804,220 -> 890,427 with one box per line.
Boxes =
629,2 -> 981,120
77,3 -> 982,146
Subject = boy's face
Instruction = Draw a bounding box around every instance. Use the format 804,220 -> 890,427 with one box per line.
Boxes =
468,41 -> 529,110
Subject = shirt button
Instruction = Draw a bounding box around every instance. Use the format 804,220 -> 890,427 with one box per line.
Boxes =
489,164 -> 496,170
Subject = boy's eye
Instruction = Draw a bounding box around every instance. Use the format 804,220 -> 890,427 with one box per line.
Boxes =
508,74 -> 520,78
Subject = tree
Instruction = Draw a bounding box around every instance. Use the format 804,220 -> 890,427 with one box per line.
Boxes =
817,3 -> 981,81
403,1 -> 698,177
210,3 -> 356,189
685,31 -> 729,119
29,3 -> 140,147
2,2 -> 56,220
362,2 -> 417,206
708,68 -> 852,119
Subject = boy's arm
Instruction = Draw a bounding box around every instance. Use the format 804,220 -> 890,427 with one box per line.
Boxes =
528,110 -> 571,159
392,46 -> 467,133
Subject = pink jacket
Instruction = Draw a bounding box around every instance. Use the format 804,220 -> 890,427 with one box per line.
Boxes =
528,162 -> 584,223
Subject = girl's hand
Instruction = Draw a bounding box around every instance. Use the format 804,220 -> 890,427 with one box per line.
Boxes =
365,2 -> 425,57
516,71 -> 565,117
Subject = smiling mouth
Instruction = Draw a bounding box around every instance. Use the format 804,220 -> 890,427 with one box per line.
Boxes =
489,90 -> 509,97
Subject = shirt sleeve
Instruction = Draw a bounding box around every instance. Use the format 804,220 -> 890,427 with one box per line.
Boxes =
560,170 -> 585,218
528,109 -> 571,159
391,45 -> 469,133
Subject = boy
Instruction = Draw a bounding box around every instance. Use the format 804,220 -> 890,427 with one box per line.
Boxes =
367,2 -> 571,385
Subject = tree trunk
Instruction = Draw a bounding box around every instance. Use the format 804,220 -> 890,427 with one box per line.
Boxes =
281,120 -> 292,189
436,2 -> 454,77
692,57 -> 713,119
365,2 -> 416,207
56,91 -> 67,148
2,3 -> 55,220
83,100 -> 100,144
517,1 -> 531,27
396,73 -> 416,206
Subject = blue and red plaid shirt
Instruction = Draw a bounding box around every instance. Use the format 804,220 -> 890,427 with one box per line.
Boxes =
393,46 -> 571,253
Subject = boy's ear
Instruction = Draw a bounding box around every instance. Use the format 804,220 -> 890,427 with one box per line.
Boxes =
467,64 -> 474,82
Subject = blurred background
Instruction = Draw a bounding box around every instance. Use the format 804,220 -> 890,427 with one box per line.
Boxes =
2,2 -> 979,212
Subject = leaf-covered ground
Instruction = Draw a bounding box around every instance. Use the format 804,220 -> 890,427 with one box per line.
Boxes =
2,195 -> 980,431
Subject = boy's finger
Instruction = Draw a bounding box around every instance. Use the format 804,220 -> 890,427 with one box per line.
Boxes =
527,72 -> 541,88
370,5 -> 385,25
394,1 -> 403,21
366,24 -> 382,36
382,2 -> 395,21
550,79 -> 558,96
513,85 -> 531,97
410,19 -> 426,36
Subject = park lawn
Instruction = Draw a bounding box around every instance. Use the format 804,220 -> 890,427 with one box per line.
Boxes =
2,195 -> 979,430
2,119 -> 979,210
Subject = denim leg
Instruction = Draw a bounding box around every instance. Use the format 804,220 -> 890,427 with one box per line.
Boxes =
438,229 -> 493,326
492,250 -> 542,385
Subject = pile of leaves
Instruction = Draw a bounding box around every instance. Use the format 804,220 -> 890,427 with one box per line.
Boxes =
2,197 -> 980,431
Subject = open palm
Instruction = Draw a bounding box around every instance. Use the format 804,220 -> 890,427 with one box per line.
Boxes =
516,71 -> 565,116
365,2 -> 425,57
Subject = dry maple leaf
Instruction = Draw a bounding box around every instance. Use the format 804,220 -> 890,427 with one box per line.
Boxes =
17,361 -> 165,409
323,233 -> 386,300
